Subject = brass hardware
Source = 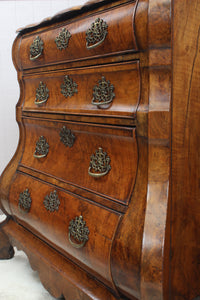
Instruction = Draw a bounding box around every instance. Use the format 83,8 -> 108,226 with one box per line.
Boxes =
55,28 -> 71,50
68,216 -> 89,249
88,147 -> 111,178
18,189 -> 32,213
30,36 -> 43,60
61,75 -> 78,98
34,136 -> 49,158
59,126 -> 75,148
92,76 -> 115,107
86,18 -> 108,49
35,81 -> 49,105
43,190 -> 60,212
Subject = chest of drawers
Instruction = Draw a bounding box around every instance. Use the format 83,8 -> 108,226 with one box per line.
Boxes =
0,0 -> 200,299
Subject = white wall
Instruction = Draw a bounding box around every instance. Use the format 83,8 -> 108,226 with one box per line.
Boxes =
0,0 -> 85,174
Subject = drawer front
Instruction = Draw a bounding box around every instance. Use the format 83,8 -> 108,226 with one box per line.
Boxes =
9,173 -> 120,287
20,118 -> 138,205
23,61 -> 140,120
19,2 -> 137,69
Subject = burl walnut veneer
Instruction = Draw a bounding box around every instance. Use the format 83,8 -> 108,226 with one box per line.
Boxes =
0,0 -> 200,299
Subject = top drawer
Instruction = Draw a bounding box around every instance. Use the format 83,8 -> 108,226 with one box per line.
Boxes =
18,1 -> 137,70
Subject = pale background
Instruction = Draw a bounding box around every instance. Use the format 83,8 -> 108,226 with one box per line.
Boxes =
0,0 -> 86,175
0,1 -> 85,299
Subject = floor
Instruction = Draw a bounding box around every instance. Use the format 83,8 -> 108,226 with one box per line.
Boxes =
0,214 -> 58,300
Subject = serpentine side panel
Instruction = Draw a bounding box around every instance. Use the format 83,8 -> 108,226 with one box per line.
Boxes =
140,1 -> 171,299
0,34 -> 25,216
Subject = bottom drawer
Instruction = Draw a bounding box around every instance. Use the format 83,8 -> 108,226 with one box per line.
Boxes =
9,173 -> 120,288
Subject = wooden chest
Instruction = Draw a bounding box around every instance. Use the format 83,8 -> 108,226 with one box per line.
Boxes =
0,0 -> 200,299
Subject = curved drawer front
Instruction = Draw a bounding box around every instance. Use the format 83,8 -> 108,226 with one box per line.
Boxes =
9,173 -> 120,287
19,2 -> 137,69
23,61 -> 140,120
20,118 -> 138,205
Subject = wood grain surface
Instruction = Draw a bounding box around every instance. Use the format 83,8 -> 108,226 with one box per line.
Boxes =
18,1 -> 137,70
171,1 -> 200,299
20,118 -> 138,205
0,0 -> 200,299
9,172 -> 120,290
23,61 -> 140,121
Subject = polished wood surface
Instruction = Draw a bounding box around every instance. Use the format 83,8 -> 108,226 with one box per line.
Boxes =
20,118 -> 138,204
171,1 -> 200,299
23,61 -> 140,120
0,0 -> 200,299
111,136 -> 148,300
4,219 -> 118,300
18,1 -> 137,70
9,172 -> 120,289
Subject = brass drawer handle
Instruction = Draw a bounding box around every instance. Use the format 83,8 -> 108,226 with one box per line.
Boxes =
35,81 -> 49,105
18,188 -> 32,213
59,126 -> 75,147
88,147 -> 111,178
30,36 -> 44,60
68,216 -> 89,249
33,136 -> 49,158
92,76 -> 115,107
86,18 -> 108,49
61,75 -> 78,98
44,190 -> 60,212
55,28 -> 71,50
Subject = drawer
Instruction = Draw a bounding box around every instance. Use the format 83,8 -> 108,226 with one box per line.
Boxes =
18,2 -> 137,70
20,118 -> 138,205
9,173 -> 120,288
23,61 -> 140,121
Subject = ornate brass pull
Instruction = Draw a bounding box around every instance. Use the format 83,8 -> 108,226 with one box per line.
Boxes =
88,147 -> 111,178
86,18 -> 108,49
30,36 -> 44,60
33,136 -> 49,158
35,81 -> 49,105
55,28 -> 71,50
92,76 -> 115,107
68,216 -> 89,249
61,75 -> 78,98
18,188 -> 32,213
59,126 -> 75,147
44,190 -> 60,212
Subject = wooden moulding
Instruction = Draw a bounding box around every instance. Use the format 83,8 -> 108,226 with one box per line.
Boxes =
110,1 -> 172,299
139,1 -> 171,299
